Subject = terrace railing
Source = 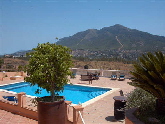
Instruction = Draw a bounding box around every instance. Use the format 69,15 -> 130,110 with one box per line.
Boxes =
0,91 -> 85,124
0,91 -> 38,120
78,111 -> 86,124
71,68 -> 131,79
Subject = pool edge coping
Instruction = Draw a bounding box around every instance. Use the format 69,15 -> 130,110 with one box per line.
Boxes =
0,81 -> 120,107
0,81 -> 25,87
70,83 -> 120,107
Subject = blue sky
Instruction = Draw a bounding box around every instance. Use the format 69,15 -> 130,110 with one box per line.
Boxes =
0,0 -> 165,54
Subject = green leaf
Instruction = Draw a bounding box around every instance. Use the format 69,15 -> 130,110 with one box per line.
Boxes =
128,51 -> 165,99
25,42 -> 73,102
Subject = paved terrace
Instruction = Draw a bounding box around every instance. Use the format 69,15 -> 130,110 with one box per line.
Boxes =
0,75 -> 135,124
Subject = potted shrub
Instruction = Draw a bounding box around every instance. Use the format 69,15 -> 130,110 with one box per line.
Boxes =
128,51 -> 165,115
25,42 -> 73,124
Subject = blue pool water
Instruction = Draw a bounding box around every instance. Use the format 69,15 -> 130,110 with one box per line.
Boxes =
0,82 -> 111,104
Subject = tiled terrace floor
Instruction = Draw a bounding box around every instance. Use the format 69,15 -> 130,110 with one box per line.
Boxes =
0,79 -> 38,124
0,76 -> 135,124
0,109 -> 37,124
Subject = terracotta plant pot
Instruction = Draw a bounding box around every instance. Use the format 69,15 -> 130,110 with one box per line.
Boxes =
38,96 -> 65,124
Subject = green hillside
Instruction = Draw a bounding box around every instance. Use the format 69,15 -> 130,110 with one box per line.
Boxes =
56,24 -> 165,51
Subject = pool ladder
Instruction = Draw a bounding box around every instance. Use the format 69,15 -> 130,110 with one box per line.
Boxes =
88,91 -> 106,99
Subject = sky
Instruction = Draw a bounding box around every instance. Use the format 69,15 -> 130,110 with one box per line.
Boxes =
0,0 -> 165,54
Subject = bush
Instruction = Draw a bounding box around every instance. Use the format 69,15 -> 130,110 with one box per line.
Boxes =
126,88 -> 165,123
126,88 -> 156,112
84,65 -> 89,69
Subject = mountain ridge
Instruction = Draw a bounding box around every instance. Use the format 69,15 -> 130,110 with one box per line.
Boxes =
2,24 -> 165,57
56,24 -> 165,51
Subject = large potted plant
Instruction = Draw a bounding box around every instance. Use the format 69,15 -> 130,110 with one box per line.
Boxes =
128,51 -> 165,115
25,42 -> 73,124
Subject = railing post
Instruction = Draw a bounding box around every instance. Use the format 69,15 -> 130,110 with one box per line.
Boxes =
73,105 -> 84,124
100,70 -> 103,76
65,101 -> 72,123
17,92 -> 26,108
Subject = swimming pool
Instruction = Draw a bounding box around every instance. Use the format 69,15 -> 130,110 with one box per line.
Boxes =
0,82 -> 111,104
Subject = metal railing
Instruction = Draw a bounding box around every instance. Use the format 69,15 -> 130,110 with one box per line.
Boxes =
78,111 -> 86,124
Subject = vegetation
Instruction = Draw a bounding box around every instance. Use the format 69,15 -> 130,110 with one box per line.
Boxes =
73,60 -> 133,70
126,88 -> 156,112
126,88 -> 165,124
17,65 -> 24,71
17,56 -> 31,61
127,51 -> 165,123
0,58 -> 4,68
0,58 -> 27,72
128,51 -> 165,99
57,24 -> 165,51
25,42 -> 73,102
84,65 -> 89,69
73,56 -> 135,64
0,57 -> 133,72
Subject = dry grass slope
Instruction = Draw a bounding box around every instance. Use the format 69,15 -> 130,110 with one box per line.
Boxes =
73,60 -> 133,71
1,58 -> 133,72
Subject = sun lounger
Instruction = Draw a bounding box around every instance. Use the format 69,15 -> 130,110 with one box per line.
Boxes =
91,74 -> 99,80
111,75 -> 117,80
2,96 -> 18,103
118,75 -> 125,81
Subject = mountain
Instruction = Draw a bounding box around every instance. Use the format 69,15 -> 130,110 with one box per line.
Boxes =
56,24 -> 165,51
11,50 -> 33,57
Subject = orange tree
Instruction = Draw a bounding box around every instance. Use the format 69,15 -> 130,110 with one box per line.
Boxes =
25,42 -> 73,102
